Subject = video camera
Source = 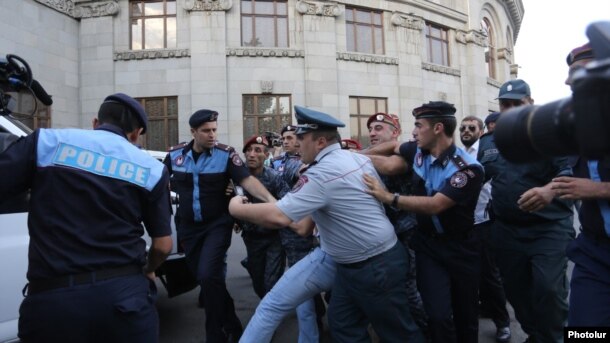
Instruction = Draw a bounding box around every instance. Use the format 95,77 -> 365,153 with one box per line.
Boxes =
264,131 -> 282,147
0,54 -> 53,116
495,21 -> 610,162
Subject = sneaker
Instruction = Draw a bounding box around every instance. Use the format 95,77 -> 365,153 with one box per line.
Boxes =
496,326 -> 511,342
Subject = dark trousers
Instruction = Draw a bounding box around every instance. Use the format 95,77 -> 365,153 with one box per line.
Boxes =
568,232 -> 610,326
492,217 -> 573,343
19,274 -> 158,343
242,232 -> 285,299
180,216 -> 242,343
475,221 -> 510,328
397,230 -> 428,332
413,231 -> 480,343
328,242 -> 424,343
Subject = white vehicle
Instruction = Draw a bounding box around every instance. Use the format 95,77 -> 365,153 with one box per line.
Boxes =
0,116 -> 194,343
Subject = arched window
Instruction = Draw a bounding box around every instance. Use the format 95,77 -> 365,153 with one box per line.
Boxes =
481,18 -> 496,79
506,28 -> 513,52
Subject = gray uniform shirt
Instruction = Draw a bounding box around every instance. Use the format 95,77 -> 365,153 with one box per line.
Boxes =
276,143 -> 397,264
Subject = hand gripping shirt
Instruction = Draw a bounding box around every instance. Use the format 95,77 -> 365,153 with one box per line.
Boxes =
400,142 -> 484,237
164,140 -> 249,225
276,143 -> 397,264
0,125 -> 171,280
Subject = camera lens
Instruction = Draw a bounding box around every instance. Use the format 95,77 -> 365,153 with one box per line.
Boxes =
495,97 -> 576,163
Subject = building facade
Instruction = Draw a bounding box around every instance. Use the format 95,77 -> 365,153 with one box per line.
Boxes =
1,0 -> 523,150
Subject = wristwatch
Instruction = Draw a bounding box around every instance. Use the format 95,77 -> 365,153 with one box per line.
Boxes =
390,192 -> 400,210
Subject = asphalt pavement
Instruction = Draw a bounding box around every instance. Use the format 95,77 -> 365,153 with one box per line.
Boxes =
157,231 -> 531,342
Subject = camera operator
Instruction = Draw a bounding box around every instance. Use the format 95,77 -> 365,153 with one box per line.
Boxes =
550,43 -> 610,327
478,80 -> 575,343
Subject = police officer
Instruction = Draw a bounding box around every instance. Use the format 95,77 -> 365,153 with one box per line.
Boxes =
551,43 -> 610,327
238,135 -> 287,299
365,101 -> 483,343
164,110 -> 275,343
363,112 -> 428,333
271,124 -> 319,342
479,80 -> 574,342
484,111 -> 500,133
230,105 -> 424,343
460,115 -> 511,342
0,93 -> 173,342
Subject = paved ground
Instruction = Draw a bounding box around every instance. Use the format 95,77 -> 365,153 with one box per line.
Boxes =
157,232 -> 530,342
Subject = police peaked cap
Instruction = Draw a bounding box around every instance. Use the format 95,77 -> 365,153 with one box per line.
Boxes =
294,105 -> 345,135
485,111 -> 501,125
412,101 -> 456,119
496,79 -> 531,100
281,125 -> 297,135
189,109 -> 219,128
103,93 -> 148,134
243,135 -> 269,152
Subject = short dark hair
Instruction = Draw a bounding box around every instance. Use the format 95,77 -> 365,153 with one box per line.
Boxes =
97,101 -> 141,134
425,117 -> 457,137
461,116 -> 484,130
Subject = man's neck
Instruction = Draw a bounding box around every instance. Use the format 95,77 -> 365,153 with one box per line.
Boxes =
249,166 -> 264,176
430,136 -> 453,158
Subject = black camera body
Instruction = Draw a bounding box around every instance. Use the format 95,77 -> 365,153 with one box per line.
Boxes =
264,131 -> 282,147
495,21 -> 610,162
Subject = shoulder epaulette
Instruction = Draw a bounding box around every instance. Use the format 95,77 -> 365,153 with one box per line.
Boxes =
450,154 -> 469,170
168,142 -> 188,152
215,142 -> 235,152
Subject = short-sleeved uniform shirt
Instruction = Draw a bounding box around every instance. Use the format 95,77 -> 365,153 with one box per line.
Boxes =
400,142 -> 484,236
478,133 -> 573,224
276,143 -> 396,264
164,140 -> 250,225
0,124 -> 172,280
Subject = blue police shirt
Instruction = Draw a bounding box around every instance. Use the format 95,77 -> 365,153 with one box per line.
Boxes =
400,142 -> 484,236
272,153 -> 302,187
0,124 -> 172,280
164,140 -> 249,224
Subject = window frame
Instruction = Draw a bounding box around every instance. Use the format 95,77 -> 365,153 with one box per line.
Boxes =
345,5 -> 385,55
242,94 -> 292,141
349,96 -> 388,147
129,0 -> 177,50
240,0 -> 289,48
424,22 -> 450,66
481,17 -> 496,79
135,96 -> 179,151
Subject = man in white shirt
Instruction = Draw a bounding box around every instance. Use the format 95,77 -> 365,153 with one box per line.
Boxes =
460,115 -> 511,342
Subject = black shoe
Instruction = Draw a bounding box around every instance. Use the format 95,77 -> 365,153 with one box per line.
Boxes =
496,326 -> 511,342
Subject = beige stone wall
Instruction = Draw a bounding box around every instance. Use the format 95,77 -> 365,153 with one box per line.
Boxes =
4,0 -> 523,150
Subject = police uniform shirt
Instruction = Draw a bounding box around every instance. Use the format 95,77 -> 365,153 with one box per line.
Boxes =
573,157 -> 610,238
276,143 -> 397,264
239,166 -> 290,235
0,125 -> 171,280
164,140 -> 249,224
273,153 -> 303,187
478,133 -> 573,224
400,141 -> 484,236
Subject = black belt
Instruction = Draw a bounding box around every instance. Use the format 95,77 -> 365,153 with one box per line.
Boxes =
27,265 -> 142,295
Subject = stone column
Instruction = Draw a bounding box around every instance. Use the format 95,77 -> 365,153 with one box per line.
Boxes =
455,28 -> 489,116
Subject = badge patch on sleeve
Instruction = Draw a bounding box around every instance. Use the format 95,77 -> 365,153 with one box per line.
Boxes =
291,175 -> 308,193
450,172 -> 468,188
416,152 -> 423,167
231,152 -> 244,166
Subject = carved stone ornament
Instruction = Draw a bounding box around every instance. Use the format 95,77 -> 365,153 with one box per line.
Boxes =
260,81 -> 273,94
510,64 -> 519,77
226,48 -> 305,58
390,12 -> 424,31
183,0 -> 233,11
336,52 -> 398,65
296,0 -> 341,17
421,62 -> 461,77
487,77 -> 502,88
455,29 -> 487,47
35,0 -> 119,18
497,47 -> 513,63
113,49 -> 191,61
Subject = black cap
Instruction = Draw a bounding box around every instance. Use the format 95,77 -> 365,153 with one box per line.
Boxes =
189,109 -> 219,128
497,79 -> 531,100
294,105 -> 345,135
281,125 -> 297,135
485,112 -> 501,125
412,101 -> 456,119
103,93 -> 148,134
